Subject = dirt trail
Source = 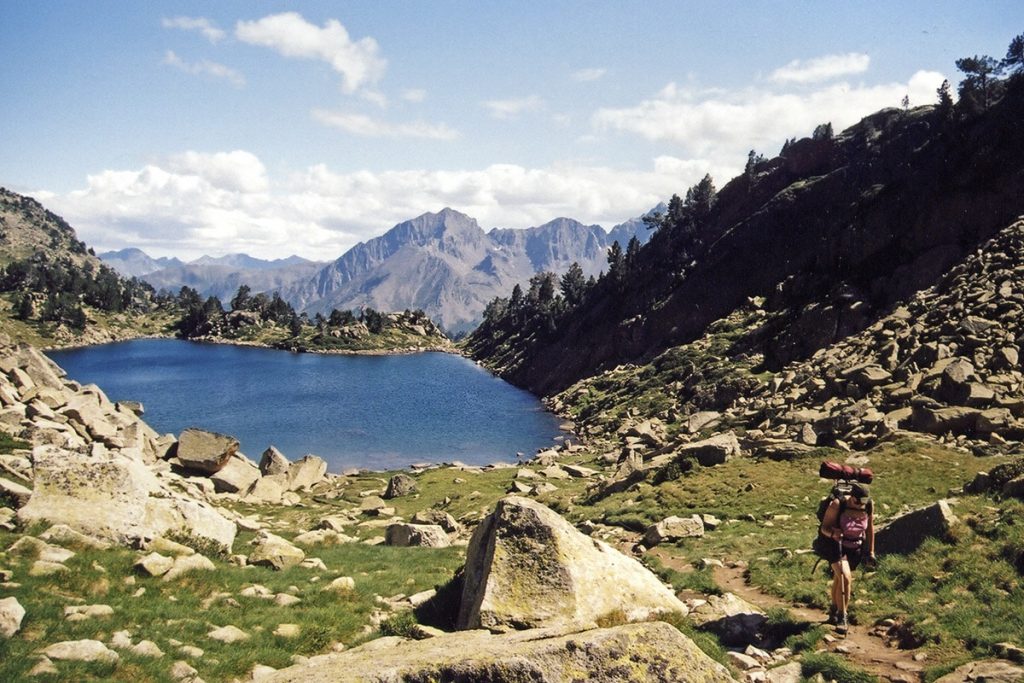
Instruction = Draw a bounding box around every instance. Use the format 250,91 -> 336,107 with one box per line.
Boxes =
710,563 -> 928,682
647,548 -> 927,682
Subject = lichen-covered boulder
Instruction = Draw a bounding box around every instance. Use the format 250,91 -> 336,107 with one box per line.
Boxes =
457,496 -> 687,632
261,621 -> 736,683
248,531 -> 305,570
385,523 -> 449,548
18,446 -> 236,552
384,473 -> 417,499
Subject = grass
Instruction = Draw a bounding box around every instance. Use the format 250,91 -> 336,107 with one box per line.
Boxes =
0,512 -> 465,682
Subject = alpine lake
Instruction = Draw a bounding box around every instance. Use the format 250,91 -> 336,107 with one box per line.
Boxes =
47,339 -> 567,472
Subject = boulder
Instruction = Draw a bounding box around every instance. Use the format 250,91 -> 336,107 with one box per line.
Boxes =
248,531 -> 305,570
875,500 -> 959,556
913,405 -> 983,435
245,474 -> 288,504
679,433 -> 741,466
135,552 -> 174,578
18,447 -> 236,552
457,496 -> 687,632
42,639 -> 119,664
687,411 -> 722,434
411,510 -> 460,533
385,523 -> 450,548
286,455 -> 327,491
0,596 -> 25,638
261,621 -> 735,683
688,593 -> 768,647
643,515 -> 705,547
0,476 -> 32,507
384,473 -> 418,499
208,625 -> 250,644
176,428 -> 239,474
933,659 -> 1024,683
162,554 -> 216,582
209,454 -> 261,494
259,446 -> 290,476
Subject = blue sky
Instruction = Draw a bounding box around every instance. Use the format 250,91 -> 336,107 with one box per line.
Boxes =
1,2 -> 1020,260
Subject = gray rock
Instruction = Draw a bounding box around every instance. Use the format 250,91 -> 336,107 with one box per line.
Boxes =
0,596 -> 25,638
162,554 -> 216,582
18,447 -> 236,552
766,661 -> 803,683
0,476 -> 32,507
42,639 -> 119,664
207,625 -> 250,643
135,552 -> 174,578
177,428 -> 239,474
286,455 -> 327,491
457,496 -> 687,632
248,531 -> 305,570
643,515 -> 705,547
245,474 -> 287,504
260,621 -> 734,683
384,473 -> 417,499
259,446 -> 290,476
679,433 -> 741,466
385,523 -> 450,548
411,509 -> 460,533
688,592 -> 768,647
875,500 -> 959,556
933,659 -> 1024,683
210,454 -> 261,494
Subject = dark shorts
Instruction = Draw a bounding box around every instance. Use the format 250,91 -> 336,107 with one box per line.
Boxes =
822,541 -> 864,570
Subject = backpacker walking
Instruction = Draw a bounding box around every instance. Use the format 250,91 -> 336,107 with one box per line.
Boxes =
818,481 -> 875,634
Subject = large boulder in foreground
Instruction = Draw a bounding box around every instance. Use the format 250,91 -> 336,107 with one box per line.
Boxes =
263,621 -> 735,683
176,428 -> 239,474
18,446 -> 236,551
457,496 -> 687,632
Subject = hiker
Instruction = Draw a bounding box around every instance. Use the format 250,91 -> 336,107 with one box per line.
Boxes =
818,481 -> 875,634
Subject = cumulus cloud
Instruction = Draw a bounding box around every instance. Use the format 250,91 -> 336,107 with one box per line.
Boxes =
44,152 -> 711,261
593,68 -> 947,169
161,16 -> 226,43
162,50 -> 245,88
769,52 -> 871,84
311,109 -> 459,140
482,95 -> 545,119
235,12 -> 386,93
572,67 -> 607,82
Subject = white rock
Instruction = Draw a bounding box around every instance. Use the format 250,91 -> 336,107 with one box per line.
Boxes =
208,625 -> 250,643
0,596 -> 26,637
42,639 -> 119,664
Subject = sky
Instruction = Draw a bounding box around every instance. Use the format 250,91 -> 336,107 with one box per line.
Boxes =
1,2 -> 1020,261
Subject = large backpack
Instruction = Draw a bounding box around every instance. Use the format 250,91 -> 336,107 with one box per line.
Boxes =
810,462 -> 873,571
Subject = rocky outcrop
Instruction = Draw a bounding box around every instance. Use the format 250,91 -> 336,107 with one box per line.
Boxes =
18,446 -> 236,551
457,496 -> 687,632
262,621 -> 736,683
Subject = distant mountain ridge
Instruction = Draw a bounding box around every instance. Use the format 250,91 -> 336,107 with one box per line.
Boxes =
99,250 -> 327,302
284,206 -> 663,334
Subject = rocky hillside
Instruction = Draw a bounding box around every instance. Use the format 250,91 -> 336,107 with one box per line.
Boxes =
284,207 -> 656,334
468,77 -> 1024,396
0,190 -> 173,347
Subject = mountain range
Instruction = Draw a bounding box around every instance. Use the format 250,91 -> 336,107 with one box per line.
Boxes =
101,207 -> 661,334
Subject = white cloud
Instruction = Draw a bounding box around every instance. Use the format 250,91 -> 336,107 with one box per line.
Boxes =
162,50 -> 245,88
572,67 -> 607,82
769,52 -> 870,84
402,88 -> 427,103
45,152 -> 710,261
161,16 -> 226,43
593,69 -> 947,169
311,109 -> 459,140
235,12 -> 386,93
360,90 -> 389,108
482,95 -> 545,120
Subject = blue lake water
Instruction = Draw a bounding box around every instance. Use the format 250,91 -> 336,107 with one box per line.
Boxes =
47,339 -> 565,472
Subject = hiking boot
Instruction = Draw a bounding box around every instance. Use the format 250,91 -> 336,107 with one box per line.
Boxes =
826,605 -> 838,625
836,612 -> 849,634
